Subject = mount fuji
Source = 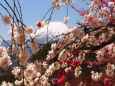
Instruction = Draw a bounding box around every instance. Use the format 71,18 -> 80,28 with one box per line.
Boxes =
33,21 -> 69,44
0,21 -> 70,47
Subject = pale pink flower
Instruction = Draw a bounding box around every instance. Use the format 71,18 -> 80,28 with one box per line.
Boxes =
96,50 -> 105,62
61,62 -> 68,68
55,2 -> 61,10
34,78 -> 39,83
49,63 -> 56,71
24,63 -> 41,78
28,38 -> 40,54
101,7 -> 107,14
0,46 -> 8,56
81,34 -> 89,43
63,16 -> 69,24
46,55 -> 52,60
2,15 -> 11,24
90,17 -> 100,28
0,55 -> 12,69
74,66 -> 82,78
88,35 -> 96,45
39,75 -> 50,85
105,63 -> 115,77
65,67 -> 72,74
15,79 -> 23,86
49,50 -> 55,55
51,43 -> 58,50
108,2 -> 114,8
1,81 -> 13,86
43,61 -> 48,68
107,43 -> 114,51
84,13 -> 94,22
45,70 -> 53,77
62,0 -> 68,3
52,0 -> 57,6
91,71 -> 102,81
46,49 -> 55,60
19,51 -> 29,66
54,62 -> 60,70
65,82 -> 70,86
25,26 -> 33,34
52,0 -> 61,10
14,34 -> 25,44
12,67 -> 23,79
89,0 -> 101,10
0,46 -> 12,69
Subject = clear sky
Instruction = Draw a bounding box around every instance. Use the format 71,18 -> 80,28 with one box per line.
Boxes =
0,0 -> 89,40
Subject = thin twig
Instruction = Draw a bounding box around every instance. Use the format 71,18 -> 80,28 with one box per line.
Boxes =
41,7 -> 54,21
0,35 -> 10,47
0,12 -> 3,18
46,7 -> 54,43
16,0 -> 23,21
0,3 -> 13,19
4,0 -> 26,27
49,32 -> 71,42
14,0 -> 22,21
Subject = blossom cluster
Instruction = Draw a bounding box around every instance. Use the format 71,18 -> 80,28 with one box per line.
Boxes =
0,46 -> 12,69
82,0 -> 115,28
0,0 -> 115,86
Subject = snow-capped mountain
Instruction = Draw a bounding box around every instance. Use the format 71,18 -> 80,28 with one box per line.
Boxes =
0,22 -> 70,47
34,21 -> 69,43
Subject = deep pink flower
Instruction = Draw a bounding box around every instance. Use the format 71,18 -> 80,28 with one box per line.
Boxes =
52,78 -> 58,84
72,59 -> 81,66
71,50 -> 79,55
37,21 -> 43,28
104,78 -> 111,86
100,0 -> 108,4
53,75 -> 66,84
66,58 -> 72,66
65,67 -> 73,75
57,75 -> 66,84
58,69 -> 64,76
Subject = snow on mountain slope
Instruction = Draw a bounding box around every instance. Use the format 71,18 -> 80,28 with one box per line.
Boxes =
34,21 -> 69,43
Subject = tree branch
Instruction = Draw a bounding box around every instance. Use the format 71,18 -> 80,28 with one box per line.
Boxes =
77,35 -> 115,51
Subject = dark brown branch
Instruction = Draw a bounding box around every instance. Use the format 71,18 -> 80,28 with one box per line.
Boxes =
49,32 -> 71,42
48,33 -> 115,64
41,7 -> 54,21
48,38 -> 77,64
46,7 -> 54,43
16,0 -> 23,20
0,3 -> 13,19
13,0 -> 21,21
77,35 -> 115,51
34,7 -> 54,34
4,0 -> 26,27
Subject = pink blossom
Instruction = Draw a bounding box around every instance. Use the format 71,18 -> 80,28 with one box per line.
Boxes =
12,67 -> 23,79
108,2 -> 114,8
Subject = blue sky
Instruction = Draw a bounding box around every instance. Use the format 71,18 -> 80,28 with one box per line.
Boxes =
0,0 -> 89,40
